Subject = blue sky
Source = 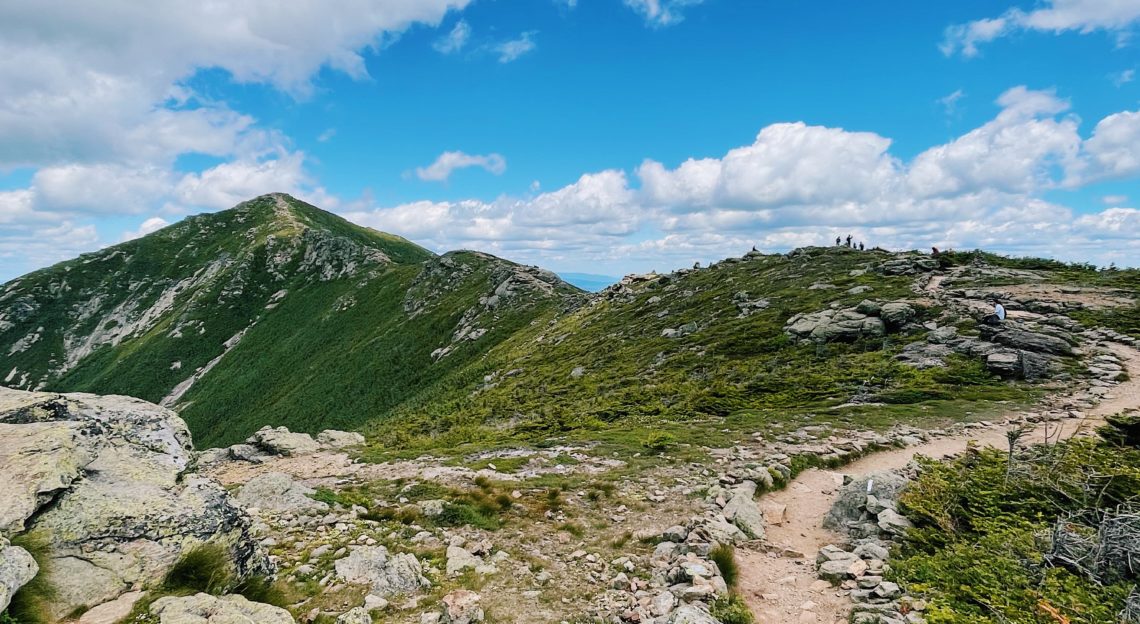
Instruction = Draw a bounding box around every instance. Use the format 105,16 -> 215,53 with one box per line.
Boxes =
1,0 -> 1139,283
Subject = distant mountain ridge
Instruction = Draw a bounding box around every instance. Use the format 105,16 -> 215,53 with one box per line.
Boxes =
0,193 -> 582,445
4,193 -> 1138,453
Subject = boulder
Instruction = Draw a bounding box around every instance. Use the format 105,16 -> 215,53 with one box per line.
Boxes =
150,593 -> 295,623
336,607 -> 373,624
879,302 -> 916,328
877,509 -> 914,536
334,546 -> 430,597
665,604 -> 721,624
317,429 -> 366,449
823,471 -> 909,533
440,589 -> 484,624
986,351 -> 1021,377
235,472 -> 329,514
78,591 -> 146,624
0,388 -> 270,619
246,426 -> 320,456
0,540 -> 37,611
721,487 -> 765,539
446,545 -> 481,576
981,326 -> 1074,356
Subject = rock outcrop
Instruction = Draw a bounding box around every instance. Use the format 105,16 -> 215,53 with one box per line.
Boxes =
0,387 -> 271,619
785,300 -> 921,344
150,593 -> 295,623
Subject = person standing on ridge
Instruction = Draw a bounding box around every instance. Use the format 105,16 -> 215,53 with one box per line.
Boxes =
846,234 -> 853,247
836,236 -> 841,246
859,242 -> 864,251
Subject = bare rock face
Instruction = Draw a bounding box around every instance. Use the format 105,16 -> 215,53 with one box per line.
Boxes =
0,386 -> 272,619
235,472 -> 329,514
150,593 -> 295,624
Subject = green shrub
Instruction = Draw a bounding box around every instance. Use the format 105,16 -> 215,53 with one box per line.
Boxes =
891,440 -> 1140,623
710,595 -> 753,624
164,543 -> 233,594
709,544 -> 739,589
435,502 -> 501,531
642,432 -> 675,453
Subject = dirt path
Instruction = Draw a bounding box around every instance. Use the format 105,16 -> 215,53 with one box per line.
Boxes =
737,342 -> 1140,624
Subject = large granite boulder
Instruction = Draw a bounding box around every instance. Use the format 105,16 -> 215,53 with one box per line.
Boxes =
0,387 -> 271,619
334,546 -> 430,597
980,325 -> 1074,356
150,593 -> 295,623
246,426 -> 320,456
0,538 -> 38,611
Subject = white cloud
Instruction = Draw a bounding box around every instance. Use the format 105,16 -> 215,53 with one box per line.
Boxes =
1113,68 -> 1136,85
332,86 -> 1140,273
434,20 -> 472,54
317,128 -> 337,143
1081,109 -> 1140,181
1104,194 -> 1129,204
120,217 -> 172,242
494,31 -> 537,63
173,153 -> 315,210
623,0 -> 706,27
415,151 -> 508,182
939,89 -> 965,115
943,0 -> 1140,57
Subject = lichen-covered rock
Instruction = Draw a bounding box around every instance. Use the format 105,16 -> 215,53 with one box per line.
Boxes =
316,429 -> 366,449
879,302 -> 916,328
336,607 -> 373,624
824,471 -> 909,533
0,539 -> 37,611
0,387 -> 271,619
246,426 -> 320,456
150,592 -> 295,623
720,482 -> 765,540
235,472 -> 329,513
440,589 -> 484,624
446,545 -> 481,576
334,545 -> 430,597
665,604 -> 721,624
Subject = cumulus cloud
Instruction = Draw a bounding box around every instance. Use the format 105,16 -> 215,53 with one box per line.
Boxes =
493,31 -> 537,63
415,151 -> 508,182
335,86 -> 1140,273
623,0 -> 706,27
120,217 -> 172,242
0,1 -> 472,281
942,0 -> 1140,57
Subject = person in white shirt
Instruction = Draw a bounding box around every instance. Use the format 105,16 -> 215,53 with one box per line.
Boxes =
994,301 -> 1006,321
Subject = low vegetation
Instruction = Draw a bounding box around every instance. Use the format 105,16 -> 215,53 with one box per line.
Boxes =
891,417 -> 1140,623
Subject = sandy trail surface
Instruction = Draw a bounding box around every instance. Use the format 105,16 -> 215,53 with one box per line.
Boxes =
737,342 -> 1140,624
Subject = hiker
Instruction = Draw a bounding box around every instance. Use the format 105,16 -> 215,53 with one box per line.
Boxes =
845,234 -> 852,247
983,300 -> 1007,325
836,236 -> 841,246
931,246 -> 940,257
858,242 -> 864,251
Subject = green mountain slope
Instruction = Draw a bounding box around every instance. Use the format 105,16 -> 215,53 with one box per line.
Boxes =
364,247 -> 1140,455
0,194 -> 582,446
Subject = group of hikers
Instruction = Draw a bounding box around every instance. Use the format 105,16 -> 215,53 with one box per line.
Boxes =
836,234 -> 865,251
